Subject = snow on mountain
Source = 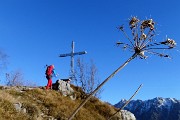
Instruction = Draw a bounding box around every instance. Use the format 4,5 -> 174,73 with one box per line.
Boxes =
114,97 -> 180,120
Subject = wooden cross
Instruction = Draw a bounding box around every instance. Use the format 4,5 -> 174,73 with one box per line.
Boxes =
59,41 -> 87,80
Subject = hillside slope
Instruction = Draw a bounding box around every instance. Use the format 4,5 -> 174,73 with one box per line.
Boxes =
0,86 -> 134,120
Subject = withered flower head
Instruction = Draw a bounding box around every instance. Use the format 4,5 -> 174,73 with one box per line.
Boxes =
129,17 -> 140,29
117,16 -> 176,59
141,19 -> 155,30
166,38 -> 176,48
141,33 -> 147,40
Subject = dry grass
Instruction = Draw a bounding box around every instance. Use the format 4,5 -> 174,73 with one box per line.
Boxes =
0,86 -> 119,120
0,90 -> 28,119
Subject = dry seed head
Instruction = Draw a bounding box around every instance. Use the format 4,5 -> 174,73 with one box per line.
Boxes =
117,16 -> 176,59
161,38 -> 176,48
141,33 -> 147,40
129,17 -> 139,29
139,51 -> 148,59
141,19 -> 155,30
166,38 -> 176,47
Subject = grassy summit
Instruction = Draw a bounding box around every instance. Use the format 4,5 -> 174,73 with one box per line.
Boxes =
0,86 -> 122,120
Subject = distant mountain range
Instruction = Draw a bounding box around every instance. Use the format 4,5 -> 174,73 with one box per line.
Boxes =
114,97 -> 180,120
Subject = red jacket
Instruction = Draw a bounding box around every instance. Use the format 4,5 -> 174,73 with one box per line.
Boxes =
46,65 -> 54,76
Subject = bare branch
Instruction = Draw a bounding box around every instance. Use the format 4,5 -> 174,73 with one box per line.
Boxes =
75,58 -> 101,98
6,70 -> 24,86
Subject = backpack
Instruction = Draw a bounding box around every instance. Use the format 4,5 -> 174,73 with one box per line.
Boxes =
45,65 -> 53,76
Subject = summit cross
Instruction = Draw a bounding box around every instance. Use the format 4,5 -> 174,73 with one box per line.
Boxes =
59,41 -> 87,81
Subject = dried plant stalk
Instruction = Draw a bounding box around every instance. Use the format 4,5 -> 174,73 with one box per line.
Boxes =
108,84 -> 143,120
68,53 -> 137,120
68,16 -> 176,120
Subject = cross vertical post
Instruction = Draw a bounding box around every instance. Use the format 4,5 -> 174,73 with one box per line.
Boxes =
71,41 -> 74,80
59,41 -> 87,81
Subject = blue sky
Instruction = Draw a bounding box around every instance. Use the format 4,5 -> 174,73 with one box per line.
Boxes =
0,0 -> 180,105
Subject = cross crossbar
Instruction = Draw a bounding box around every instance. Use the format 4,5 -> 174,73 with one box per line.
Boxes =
59,51 -> 87,57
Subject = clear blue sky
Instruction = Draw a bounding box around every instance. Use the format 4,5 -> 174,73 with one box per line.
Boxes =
0,0 -> 179,105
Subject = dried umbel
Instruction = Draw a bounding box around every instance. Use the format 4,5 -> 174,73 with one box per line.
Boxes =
68,16 -> 176,120
141,19 -> 155,30
140,33 -> 147,40
161,38 -> 176,48
117,16 -> 176,59
129,17 -> 140,29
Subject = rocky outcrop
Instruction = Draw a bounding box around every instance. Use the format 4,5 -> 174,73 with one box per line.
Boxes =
52,79 -> 76,100
114,110 -> 136,120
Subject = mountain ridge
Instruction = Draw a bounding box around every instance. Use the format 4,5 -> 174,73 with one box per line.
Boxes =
114,97 -> 180,120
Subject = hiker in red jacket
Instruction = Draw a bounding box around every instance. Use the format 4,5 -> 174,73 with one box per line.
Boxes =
45,65 -> 57,89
